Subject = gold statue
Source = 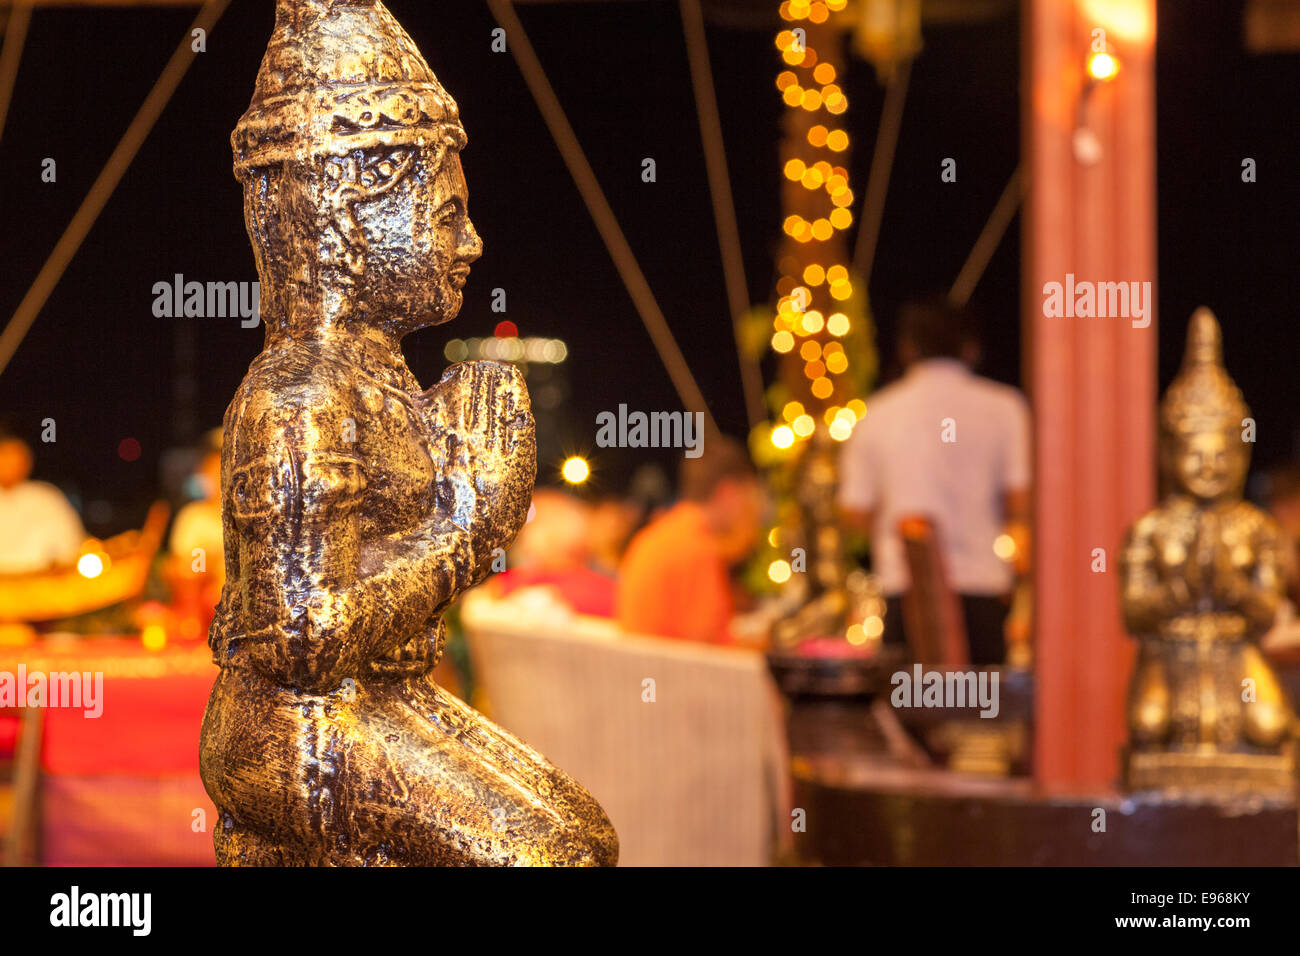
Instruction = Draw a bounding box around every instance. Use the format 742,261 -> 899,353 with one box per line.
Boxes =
1120,308 -> 1295,793
199,0 -> 618,865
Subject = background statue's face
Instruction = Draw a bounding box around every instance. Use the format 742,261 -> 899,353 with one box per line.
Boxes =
358,148 -> 482,334
1171,430 -> 1245,501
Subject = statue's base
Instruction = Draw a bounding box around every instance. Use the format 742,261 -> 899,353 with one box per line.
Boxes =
792,756 -> 1297,865
1124,745 -> 1295,796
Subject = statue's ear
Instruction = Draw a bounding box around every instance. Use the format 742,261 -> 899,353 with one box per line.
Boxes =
321,148 -> 421,277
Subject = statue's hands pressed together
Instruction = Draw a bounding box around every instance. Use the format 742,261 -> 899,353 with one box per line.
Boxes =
420,361 -> 536,572
203,0 -> 619,867
1211,544 -> 1250,608
1157,544 -> 1193,611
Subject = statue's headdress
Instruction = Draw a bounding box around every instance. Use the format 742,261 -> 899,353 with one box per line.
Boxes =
1159,308 -> 1250,438
231,0 -> 465,181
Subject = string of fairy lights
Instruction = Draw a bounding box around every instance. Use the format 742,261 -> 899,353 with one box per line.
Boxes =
769,0 -> 863,451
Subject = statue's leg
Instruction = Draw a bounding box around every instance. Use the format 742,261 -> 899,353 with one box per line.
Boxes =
1127,641 -> 1171,747
201,664 -> 617,866
329,671 -> 618,866
200,667 -> 344,865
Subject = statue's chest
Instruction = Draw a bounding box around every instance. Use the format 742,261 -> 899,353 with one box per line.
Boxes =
352,382 -> 436,537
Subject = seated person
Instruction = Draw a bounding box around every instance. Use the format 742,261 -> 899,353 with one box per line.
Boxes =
167,429 -> 226,627
617,436 -> 764,644
587,495 -> 642,577
0,421 -> 85,574
169,430 -> 225,576
492,488 -> 617,618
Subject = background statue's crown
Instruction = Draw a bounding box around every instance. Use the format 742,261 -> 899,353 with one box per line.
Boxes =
1159,307 -> 1249,436
232,0 -> 465,178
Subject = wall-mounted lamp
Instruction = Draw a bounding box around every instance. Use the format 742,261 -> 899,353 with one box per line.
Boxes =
1074,44 -> 1120,164
1086,48 -> 1119,82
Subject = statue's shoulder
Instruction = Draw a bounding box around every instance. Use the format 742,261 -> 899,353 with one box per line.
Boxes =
1125,507 -> 1165,542
226,346 -> 360,431
220,347 -> 367,523
220,346 -> 369,480
1226,500 -> 1280,540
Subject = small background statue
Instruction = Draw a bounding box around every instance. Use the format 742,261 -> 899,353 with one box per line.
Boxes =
199,0 -> 618,865
1120,307 -> 1295,794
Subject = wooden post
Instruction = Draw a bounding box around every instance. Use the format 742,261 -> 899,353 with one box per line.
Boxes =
1024,0 -> 1157,791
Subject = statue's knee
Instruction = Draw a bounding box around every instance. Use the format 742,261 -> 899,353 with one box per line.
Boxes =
1243,700 -> 1291,748
1130,666 -> 1170,745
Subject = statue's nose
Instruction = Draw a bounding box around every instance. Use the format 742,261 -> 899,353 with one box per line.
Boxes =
459,220 -> 483,264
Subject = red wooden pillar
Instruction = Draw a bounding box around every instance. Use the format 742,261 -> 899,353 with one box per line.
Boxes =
1024,0 -> 1157,791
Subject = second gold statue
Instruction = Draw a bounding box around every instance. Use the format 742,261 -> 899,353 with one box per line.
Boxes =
1120,308 -> 1296,795
199,0 -> 619,865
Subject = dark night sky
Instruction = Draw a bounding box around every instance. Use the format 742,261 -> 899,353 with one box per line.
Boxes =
0,0 -> 1296,534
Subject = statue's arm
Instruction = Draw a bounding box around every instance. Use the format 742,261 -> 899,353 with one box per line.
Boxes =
1119,520 -> 1180,634
225,401 -> 480,693
1230,520 -> 1285,632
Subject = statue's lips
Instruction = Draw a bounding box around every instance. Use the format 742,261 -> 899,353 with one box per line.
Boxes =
449,266 -> 470,289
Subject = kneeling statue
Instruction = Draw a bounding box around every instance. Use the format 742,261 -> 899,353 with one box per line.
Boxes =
200,0 -> 619,865
1120,308 -> 1296,794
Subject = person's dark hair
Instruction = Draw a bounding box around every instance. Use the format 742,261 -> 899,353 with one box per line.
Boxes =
679,434 -> 756,502
898,295 -> 972,361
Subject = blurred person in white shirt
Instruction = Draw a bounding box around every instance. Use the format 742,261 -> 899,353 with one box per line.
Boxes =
838,297 -> 1031,665
0,421 -> 85,575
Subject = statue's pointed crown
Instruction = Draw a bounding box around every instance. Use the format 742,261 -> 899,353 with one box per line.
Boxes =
1159,307 -> 1249,436
232,0 -> 465,179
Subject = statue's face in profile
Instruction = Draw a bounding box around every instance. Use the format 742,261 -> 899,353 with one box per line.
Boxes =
1172,430 -> 1244,501
358,147 -> 482,334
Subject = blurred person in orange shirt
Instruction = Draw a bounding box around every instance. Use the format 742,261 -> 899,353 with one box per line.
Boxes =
617,436 -> 765,644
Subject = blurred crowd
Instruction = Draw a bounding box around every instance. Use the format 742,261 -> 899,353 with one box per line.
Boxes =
9,296 -> 1300,670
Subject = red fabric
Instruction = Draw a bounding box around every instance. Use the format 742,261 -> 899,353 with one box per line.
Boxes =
0,637 -> 216,775
0,715 -> 16,758
42,669 -> 216,776
495,566 -> 617,618
0,637 -> 219,865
